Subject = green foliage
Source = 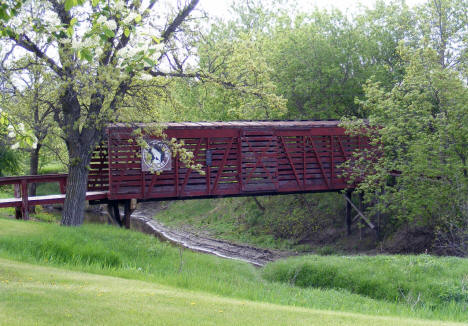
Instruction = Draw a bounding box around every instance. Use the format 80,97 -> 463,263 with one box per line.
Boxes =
263,255 -> 468,309
343,44 -> 467,255
0,146 -> 19,177
260,194 -> 340,240
162,31 -> 287,121
252,2 -> 412,120
0,110 -> 20,176
0,1 -> 22,22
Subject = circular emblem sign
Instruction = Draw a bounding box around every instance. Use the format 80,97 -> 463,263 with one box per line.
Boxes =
141,140 -> 172,172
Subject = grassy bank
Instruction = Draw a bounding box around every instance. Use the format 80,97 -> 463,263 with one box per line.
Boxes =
2,258 -> 463,326
0,218 -> 466,323
263,255 -> 468,309
155,197 -> 303,250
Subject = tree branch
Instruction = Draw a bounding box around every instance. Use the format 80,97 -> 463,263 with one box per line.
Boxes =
8,32 -> 64,77
161,0 -> 199,42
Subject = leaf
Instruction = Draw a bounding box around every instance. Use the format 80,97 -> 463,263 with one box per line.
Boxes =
70,17 -> 77,26
64,0 -> 76,11
124,27 -> 130,38
92,0 -> 99,7
151,36 -> 160,44
103,27 -> 115,38
79,48 -> 92,61
143,57 -> 154,66
135,14 -> 142,23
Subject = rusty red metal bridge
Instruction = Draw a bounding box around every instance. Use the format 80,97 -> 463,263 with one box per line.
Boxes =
0,120 -> 370,227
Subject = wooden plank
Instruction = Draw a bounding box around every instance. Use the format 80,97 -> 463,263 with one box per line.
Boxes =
343,194 -> 375,229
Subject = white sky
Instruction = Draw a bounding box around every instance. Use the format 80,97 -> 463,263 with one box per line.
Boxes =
199,0 -> 428,19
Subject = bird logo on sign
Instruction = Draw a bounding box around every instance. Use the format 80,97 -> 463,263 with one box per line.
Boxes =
142,140 -> 172,172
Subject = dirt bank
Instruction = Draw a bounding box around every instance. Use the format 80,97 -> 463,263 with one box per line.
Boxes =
131,202 -> 291,267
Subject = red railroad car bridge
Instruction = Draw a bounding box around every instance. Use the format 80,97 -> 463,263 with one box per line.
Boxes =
0,120 -> 371,230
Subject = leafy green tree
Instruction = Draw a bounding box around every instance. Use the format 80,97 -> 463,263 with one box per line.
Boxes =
165,32 -> 287,121
0,109 -> 20,176
0,108 -> 35,176
1,58 -> 59,194
268,2 -> 416,120
344,45 -> 467,255
0,0 -> 201,225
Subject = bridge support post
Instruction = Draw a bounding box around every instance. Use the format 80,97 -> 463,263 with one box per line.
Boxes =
20,180 -> 29,220
122,199 -> 136,229
14,184 -> 22,219
345,189 -> 353,236
107,200 -> 136,229
107,201 -> 122,227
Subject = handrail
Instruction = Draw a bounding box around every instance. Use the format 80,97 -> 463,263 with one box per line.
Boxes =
0,174 -> 68,220
0,173 -> 67,185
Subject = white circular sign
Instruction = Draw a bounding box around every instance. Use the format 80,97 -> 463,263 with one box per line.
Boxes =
142,140 -> 171,172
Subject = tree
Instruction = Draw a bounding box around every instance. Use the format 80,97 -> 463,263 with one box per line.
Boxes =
1,57 -> 59,196
0,109 -> 20,176
165,31 -> 287,121
341,0 -> 467,255
343,45 -> 467,255
1,0 -> 202,225
0,108 -> 36,176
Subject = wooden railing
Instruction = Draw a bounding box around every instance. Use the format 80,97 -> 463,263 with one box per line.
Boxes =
0,174 -> 67,220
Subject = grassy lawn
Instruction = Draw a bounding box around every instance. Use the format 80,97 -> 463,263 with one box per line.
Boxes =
1,258 -> 464,326
0,217 -> 466,325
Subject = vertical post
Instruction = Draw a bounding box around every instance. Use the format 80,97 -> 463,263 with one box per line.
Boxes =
345,189 -> 353,236
21,180 -> 29,220
330,136 -> 334,187
123,200 -> 131,229
206,138 -> 210,195
113,201 -> 121,226
122,199 -> 136,229
237,132 -> 243,191
59,178 -> 66,194
14,184 -> 22,219
175,153 -> 179,197
358,192 -> 364,240
107,201 -> 122,227
303,135 -> 306,188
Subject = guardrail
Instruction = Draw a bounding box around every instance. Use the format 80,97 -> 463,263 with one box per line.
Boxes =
0,174 -> 67,220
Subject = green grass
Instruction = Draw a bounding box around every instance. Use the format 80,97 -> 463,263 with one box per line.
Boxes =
155,194 -> 344,252
156,198 -> 296,250
0,218 -> 466,324
2,258 -> 464,326
0,189 -> 60,222
38,162 -> 67,174
0,175 -> 62,223
263,255 -> 468,309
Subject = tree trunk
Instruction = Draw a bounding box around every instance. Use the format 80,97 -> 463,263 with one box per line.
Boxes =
58,84 -> 97,226
28,144 -> 41,214
29,144 -> 41,196
61,157 -> 90,226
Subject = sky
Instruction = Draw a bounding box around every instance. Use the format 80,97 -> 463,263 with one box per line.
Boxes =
199,0 -> 428,19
